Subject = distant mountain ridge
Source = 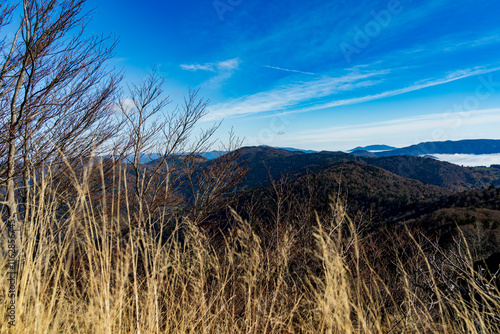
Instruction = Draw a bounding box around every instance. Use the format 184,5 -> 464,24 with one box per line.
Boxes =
135,139 -> 500,163
348,145 -> 397,152
353,139 -> 500,157
231,146 -> 500,191
259,145 -> 318,153
213,139 -> 500,160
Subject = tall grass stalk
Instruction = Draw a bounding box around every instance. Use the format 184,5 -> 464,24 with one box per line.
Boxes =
1,162 -> 499,333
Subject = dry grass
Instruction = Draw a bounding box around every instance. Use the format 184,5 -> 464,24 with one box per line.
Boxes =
1,161 -> 499,333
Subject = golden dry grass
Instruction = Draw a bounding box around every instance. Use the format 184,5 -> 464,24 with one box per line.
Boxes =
1,162 -> 499,333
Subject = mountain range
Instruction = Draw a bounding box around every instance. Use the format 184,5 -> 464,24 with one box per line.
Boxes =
220,145 -> 500,266
200,139 -> 500,161
135,139 -> 500,164
350,139 -> 500,157
141,140 -> 500,267
233,145 -> 500,191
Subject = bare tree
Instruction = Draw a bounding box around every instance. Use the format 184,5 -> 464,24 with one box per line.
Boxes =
118,69 -> 211,220
0,0 -> 120,252
118,69 -> 247,224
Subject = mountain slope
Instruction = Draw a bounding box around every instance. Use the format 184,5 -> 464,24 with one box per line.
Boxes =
286,161 -> 452,221
389,186 -> 500,262
235,146 -> 500,191
364,155 -> 496,191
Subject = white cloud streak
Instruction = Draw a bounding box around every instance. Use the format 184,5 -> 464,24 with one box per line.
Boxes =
180,58 -> 240,72
264,65 -> 316,75
180,64 -> 215,72
180,58 -> 241,87
204,70 -> 388,121
204,65 -> 500,121
275,65 -> 500,117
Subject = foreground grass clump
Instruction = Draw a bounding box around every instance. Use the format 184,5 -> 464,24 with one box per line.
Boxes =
1,163 -> 499,333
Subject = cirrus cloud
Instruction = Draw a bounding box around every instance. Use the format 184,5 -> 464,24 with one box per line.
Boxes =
180,58 -> 241,87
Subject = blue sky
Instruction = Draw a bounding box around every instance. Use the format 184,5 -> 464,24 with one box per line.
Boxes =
84,0 -> 500,151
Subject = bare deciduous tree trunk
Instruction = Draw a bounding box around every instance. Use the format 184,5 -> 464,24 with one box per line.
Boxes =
0,0 -> 120,255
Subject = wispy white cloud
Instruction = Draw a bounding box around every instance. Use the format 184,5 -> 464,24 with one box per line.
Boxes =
264,65 -> 316,75
204,65 -> 500,121
276,65 -> 500,116
441,34 -> 500,52
286,109 -> 500,145
180,58 -> 240,72
180,58 -> 241,87
204,69 -> 388,121
217,58 -> 240,70
393,32 -> 500,61
180,63 -> 215,72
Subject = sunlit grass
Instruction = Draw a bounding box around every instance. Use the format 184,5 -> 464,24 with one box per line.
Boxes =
1,162 -> 499,333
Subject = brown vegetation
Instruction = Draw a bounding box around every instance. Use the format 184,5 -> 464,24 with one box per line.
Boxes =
0,163 -> 498,333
